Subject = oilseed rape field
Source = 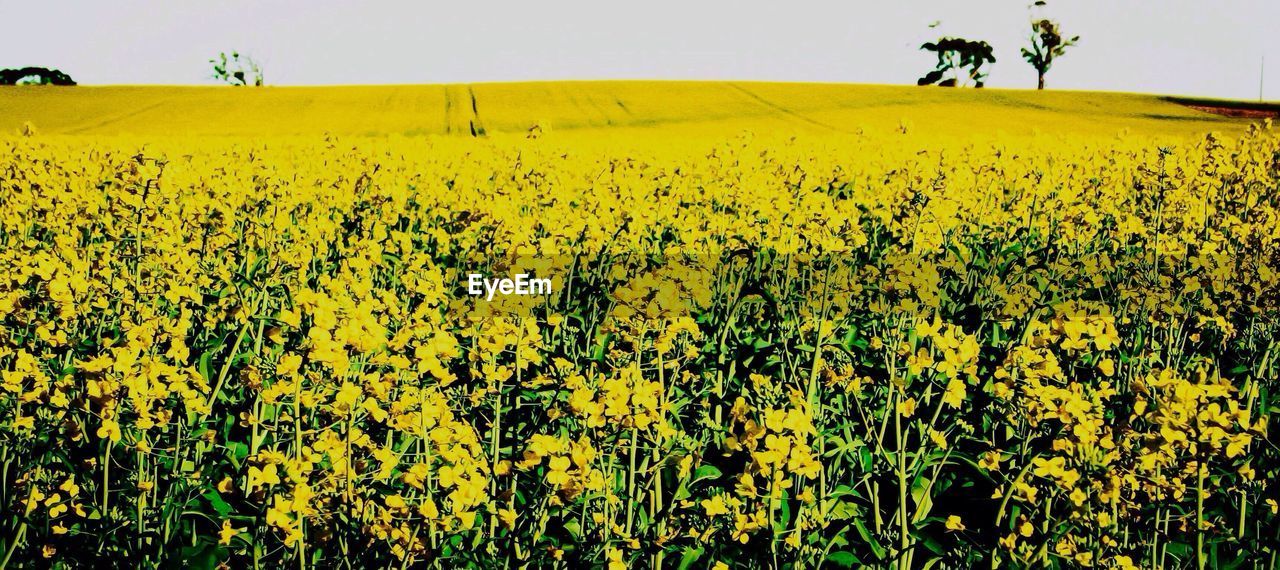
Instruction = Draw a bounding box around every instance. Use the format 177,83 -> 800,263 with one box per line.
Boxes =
1,82 -> 1279,569
0,82 -> 1254,139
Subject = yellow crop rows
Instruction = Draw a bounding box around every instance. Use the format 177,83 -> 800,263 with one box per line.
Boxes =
0,82 -> 1257,139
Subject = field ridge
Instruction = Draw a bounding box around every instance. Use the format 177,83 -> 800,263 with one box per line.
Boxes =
0,81 -> 1266,138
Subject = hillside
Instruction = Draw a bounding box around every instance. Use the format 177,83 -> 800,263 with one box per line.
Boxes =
0,81 -> 1263,139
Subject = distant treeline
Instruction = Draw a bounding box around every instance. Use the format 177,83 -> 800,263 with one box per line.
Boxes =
0,67 -> 76,86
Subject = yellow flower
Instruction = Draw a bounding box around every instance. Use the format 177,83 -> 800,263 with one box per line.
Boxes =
979,451 -> 1001,471
1097,358 -> 1115,377
916,317 -> 942,339
701,495 -> 730,517
928,429 -> 948,450
897,397 -> 917,418
219,519 -> 242,545
498,508 -> 517,529
945,515 -> 965,531
277,353 -> 303,376
999,533 -> 1017,550
942,378 -> 966,408
248,464 -> 280,491
385,494 -> 408,510
606,547 -> 626,570
96,418 -> 122,443
1112,555 -> 1138,570
678,455 -> 694,479
1069,488 -> 1087,507
495,460 -> 512,476
546,455 -> 572,487
46,493 -> 67,518
418,499 -> 440,519
58,479 -> 80,498
784,532 -> 801,549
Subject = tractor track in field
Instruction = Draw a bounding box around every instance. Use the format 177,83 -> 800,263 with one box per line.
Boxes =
567,88 -> 614,127
443,86 -> 487,136
65,98 -> 172,134
443,87 -> 455,135
467,87 -> 486,136
727,83 -> 848,133
579,90 -> 615,126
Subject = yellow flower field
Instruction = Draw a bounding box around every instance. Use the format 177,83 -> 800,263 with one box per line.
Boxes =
1,83 -> 1278,569
0,82 -> 1256,139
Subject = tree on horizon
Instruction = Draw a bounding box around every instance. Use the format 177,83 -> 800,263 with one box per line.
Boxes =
0,67 -> 76,86
1022,3 -> 1079,90
918,37 -> 997,88
210,52 -> 263,87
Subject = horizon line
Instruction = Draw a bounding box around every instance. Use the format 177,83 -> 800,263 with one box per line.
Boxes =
2,79 -> 1276,105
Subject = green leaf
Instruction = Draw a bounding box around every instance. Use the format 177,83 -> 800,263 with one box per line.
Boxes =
203,491 -> 233,518
676,545 -> 705,570
226,441 -> 249,468
673,481 -> 691,502
828,500 -> 859,521
826,551 -> 860,568
859,447 -> 874,471
198,350 -> 215,382
563,519 -> 582,541
778,497 -> 792,529
853,518 -> 886,560
692,465 -> 722,484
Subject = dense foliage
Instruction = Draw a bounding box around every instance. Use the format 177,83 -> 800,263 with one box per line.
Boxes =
0,68 -> 75,86
1,123 -> 1279,568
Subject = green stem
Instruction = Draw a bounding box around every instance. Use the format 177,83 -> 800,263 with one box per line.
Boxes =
0,522 -> 27,570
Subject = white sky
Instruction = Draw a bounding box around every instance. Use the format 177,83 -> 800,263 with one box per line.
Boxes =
1,0 -> 1277,100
